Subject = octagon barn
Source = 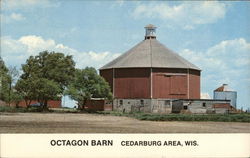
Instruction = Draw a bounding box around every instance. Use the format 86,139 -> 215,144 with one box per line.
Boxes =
100,25 -> 201,113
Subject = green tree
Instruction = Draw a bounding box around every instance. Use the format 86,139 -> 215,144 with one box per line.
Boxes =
0,59 -> 21,105
15,77 -> 36,106
21,51 -> 75,89
66,67 -> 112,110
6,67 -> 20,106
0,58 -> 8,73
17,51 -> 75,108
0,58 -> 9,102
16,77 -> 61,107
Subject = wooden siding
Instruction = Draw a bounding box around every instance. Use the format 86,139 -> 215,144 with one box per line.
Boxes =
85,100 -> 105,111
100,68 -> 200,99
152,68 -> 200,99
114,68 -> 151,99
100,69 -> 113,93
153,73 -> 171,98
189,69 -> 200,99
152,68 -> 187,99
170,75 -> 187,95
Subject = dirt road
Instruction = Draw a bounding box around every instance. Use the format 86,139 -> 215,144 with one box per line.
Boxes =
0,113 -> 249,133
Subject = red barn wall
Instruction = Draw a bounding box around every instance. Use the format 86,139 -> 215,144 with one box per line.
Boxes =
152,68 -> 200,99
170,75 -> 187,95
100,68 -> 200,99
100,69 -> 113,93
114,68 -> 151,99
189,69 -> 200,99
152,68 -> 188,99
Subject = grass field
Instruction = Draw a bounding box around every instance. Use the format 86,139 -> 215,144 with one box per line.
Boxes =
97,111 -> 250,122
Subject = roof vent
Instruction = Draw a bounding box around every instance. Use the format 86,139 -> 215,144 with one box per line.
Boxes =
145,24 -> 156,40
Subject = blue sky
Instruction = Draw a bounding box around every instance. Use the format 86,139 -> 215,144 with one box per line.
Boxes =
1,0 -> 249,110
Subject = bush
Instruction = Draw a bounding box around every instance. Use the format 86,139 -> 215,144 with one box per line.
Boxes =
0,106 -> 52,113
0,106 -> 17,112
135,113 -> 250,122
0,106 -> 28,112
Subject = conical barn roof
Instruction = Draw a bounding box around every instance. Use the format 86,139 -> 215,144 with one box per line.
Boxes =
100,39 -> 200,70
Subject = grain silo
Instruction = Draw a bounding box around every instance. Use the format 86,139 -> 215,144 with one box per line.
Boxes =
99,24 -> 201,113
214,84 -> 237,108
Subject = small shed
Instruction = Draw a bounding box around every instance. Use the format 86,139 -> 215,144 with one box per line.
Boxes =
85,98 -> 112,111
172,99 -> 231,114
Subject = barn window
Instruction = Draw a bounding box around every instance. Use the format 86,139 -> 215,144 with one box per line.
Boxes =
165,100 -> 170,106
183,106 -> 188,110
202,103 -> 206,107
119,100 -> 123,106
140,100 -> 144,105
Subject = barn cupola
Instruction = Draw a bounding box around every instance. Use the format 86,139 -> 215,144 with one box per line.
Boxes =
145,24 -> 157,40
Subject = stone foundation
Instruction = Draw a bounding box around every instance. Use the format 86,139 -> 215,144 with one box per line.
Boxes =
113,98 -> 232,114
113,99 -> 172,114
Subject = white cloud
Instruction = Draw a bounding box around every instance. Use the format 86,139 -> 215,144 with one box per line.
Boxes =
207,38 -> 250,56
180,38 -> 250,71
1,0 -> 59,23
1,35 -> 121,69
200,93 -> 211,99
115,0 -> 124,7
1,13 -> 26,23
1,36 -> 27,55
110,0 -> 125,9
10,13 -> 25,21
2,0 -> 59,10
19,36 -> 56,55
132,1 -> 227,29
